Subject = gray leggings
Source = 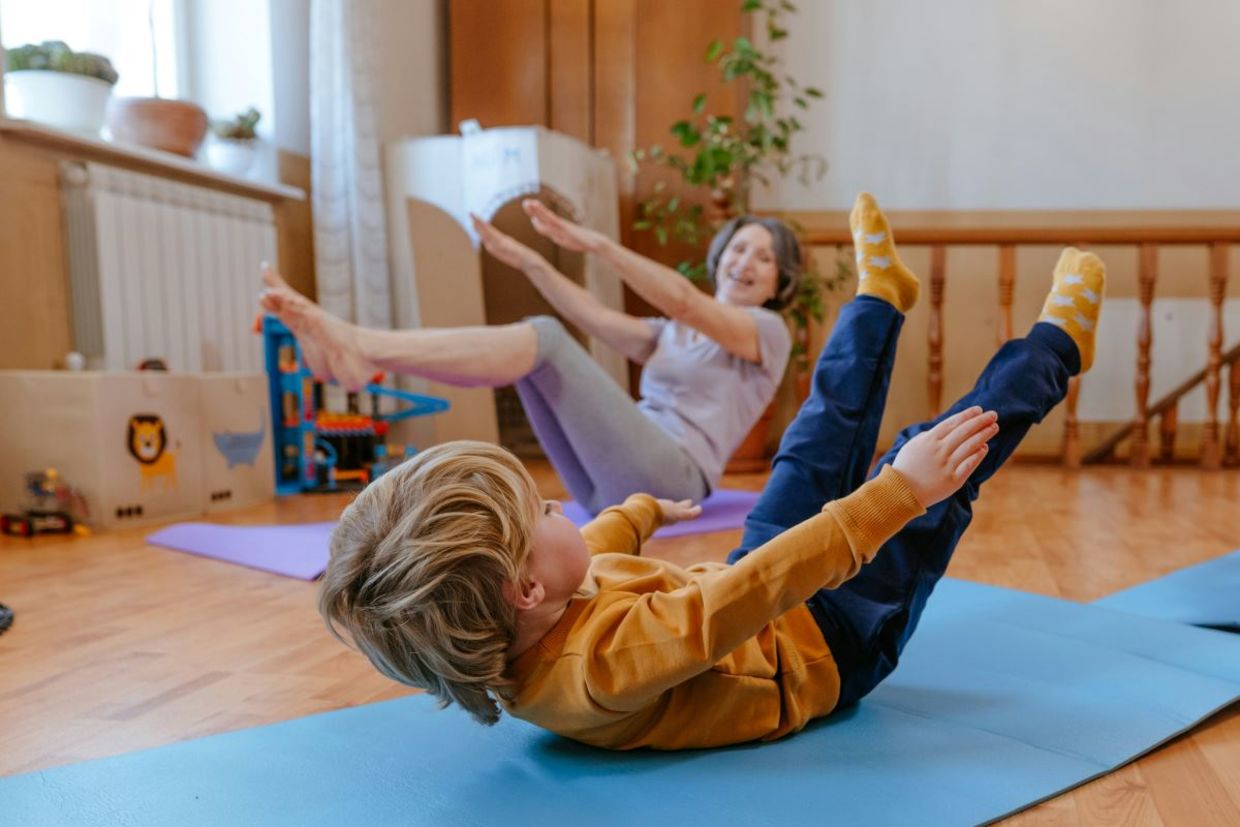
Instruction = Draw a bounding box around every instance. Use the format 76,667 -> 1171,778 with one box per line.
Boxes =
516,316 -> 709,514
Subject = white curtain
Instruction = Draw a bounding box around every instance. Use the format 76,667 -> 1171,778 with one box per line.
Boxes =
309,0 -> 391,329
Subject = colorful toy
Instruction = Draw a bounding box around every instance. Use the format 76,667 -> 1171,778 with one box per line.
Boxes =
1,468 -> 91,537
261,316 -> 449,494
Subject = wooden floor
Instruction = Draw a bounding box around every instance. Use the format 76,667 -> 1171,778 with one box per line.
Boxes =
2,463 -> 1238,825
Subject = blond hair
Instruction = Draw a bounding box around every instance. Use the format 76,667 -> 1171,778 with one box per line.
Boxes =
319,440 -> 541,725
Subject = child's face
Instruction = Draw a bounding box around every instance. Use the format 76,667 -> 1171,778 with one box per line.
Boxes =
526,500 -> 591,601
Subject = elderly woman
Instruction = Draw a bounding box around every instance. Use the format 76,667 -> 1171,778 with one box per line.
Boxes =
260,198 -> 801,513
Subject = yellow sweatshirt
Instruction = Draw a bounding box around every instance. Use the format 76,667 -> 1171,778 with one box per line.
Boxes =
500,466 -> 926,750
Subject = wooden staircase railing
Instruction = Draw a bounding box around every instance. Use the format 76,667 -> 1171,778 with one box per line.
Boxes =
782,210 -> 1240,469
1083,343 -> 1240,465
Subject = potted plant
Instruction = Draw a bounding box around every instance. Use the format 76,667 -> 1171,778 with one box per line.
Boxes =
4,41 -> 118,135
629,0 -> 850,470
205,107 -> 262,176
105,5 -> 207,157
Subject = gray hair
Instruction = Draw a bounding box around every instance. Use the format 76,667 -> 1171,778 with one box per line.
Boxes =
705,216 -> 803,312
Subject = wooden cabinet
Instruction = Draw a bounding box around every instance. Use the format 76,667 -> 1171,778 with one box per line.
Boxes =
450,0 -> 745,253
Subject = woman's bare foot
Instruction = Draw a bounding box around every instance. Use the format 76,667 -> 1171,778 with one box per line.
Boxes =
259,264 -> 378,391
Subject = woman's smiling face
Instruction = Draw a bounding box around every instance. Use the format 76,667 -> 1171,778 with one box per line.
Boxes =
713,223 -> 780,307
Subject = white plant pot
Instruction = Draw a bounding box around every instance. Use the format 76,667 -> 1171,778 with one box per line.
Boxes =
204,137 -> 258,176
4,70 -> 113,136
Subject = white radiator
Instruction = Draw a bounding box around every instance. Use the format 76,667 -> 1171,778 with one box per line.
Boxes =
61,162 -> 276,372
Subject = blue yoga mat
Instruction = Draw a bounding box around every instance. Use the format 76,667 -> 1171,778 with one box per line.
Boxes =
1095,549 -> 1240,631
4,579 -> 1239,827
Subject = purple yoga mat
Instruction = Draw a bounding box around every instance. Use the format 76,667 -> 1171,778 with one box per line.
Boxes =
149,489 -> 759,579
147,522 -> 336,580
563,488 -> 760,539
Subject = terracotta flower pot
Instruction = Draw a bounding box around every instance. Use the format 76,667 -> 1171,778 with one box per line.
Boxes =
107,97 -> 208,158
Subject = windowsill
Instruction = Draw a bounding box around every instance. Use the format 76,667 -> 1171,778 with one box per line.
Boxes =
0,118 -> 305,202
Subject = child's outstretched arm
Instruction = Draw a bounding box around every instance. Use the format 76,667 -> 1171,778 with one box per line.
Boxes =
578,407 -> 997,711
580,496 -> 702,556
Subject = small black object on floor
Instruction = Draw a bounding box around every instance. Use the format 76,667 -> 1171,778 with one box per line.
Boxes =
0,603 -> 13,635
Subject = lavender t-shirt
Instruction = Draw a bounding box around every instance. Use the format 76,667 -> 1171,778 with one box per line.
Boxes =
637,307 -> 791,489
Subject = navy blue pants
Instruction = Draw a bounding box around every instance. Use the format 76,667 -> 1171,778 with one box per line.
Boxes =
728,296 -> 1079,707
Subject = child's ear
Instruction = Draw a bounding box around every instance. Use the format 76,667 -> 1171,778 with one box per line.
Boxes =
502,577 -> 545,611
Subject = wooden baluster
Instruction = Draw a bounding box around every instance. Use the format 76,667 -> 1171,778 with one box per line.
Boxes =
997,244 -> 1016,346
1160,402 -> 1179,464
927,245 -> 946,418
1061,234 -> 1087,467
1201,242 -> 1228,469
1063,376 -> 1082,468
1131,243 -> 1157,467
1227,359 -> 1240,466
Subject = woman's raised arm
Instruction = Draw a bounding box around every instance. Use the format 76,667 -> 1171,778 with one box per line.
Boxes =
523,200 -> 765,364
471,215 -> 659,364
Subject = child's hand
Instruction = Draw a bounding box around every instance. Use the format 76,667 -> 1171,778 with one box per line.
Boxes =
892,406 -> 999,508
656,498 -> 702,525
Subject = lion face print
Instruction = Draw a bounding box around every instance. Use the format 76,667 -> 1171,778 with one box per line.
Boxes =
128,415 -> 167,464
127,414 -> 178,491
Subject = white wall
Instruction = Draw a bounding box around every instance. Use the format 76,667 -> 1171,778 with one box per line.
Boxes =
185,0 -> 274,137
269,0 -> 311,156
754,0 -> 1240,210
184,0 -> 277,179
182,0 -> 444,171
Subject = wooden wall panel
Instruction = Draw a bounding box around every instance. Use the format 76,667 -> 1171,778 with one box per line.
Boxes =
626,0 -> 745,265
448,0 -> 746,390
449,0 -> 549,129
592,0 -> 637,240
548,0 -> 592,142
449,0 -> 746,253
0,137 -> 74,369
276,150 -> 316,300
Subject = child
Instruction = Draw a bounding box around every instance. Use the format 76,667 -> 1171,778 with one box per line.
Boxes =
319,194 -> 1106,749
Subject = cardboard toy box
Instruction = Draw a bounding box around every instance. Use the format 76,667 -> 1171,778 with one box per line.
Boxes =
0,372 -> 205,530
199,373 -> 274,513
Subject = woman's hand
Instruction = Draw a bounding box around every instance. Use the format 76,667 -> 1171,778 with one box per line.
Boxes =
523,199 -> 607,254
656,498 -> 703,526
892,406 -> 999,508
470,213 -> 545,274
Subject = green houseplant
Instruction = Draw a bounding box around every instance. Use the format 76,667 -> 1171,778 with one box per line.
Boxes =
4,41 -> 118,135
629,0 -> 849,468
5,40 -> 118,83
206,107 -> 263,176
210,106 -> 262,141
630,0 -> 849,374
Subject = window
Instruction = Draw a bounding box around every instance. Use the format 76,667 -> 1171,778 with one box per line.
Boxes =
1,0 -> 182,100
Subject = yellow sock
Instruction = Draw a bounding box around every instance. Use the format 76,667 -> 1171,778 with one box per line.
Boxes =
1038,247 -> 1106,372
851,192 -> 919,313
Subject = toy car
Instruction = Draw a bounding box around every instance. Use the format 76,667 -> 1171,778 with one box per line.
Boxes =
1,509 -> 77,537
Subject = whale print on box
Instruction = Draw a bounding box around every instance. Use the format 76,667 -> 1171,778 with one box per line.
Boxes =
212,415 -> 267,468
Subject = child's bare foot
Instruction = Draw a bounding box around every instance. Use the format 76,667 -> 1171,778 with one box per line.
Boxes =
259,264 -> 377,391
